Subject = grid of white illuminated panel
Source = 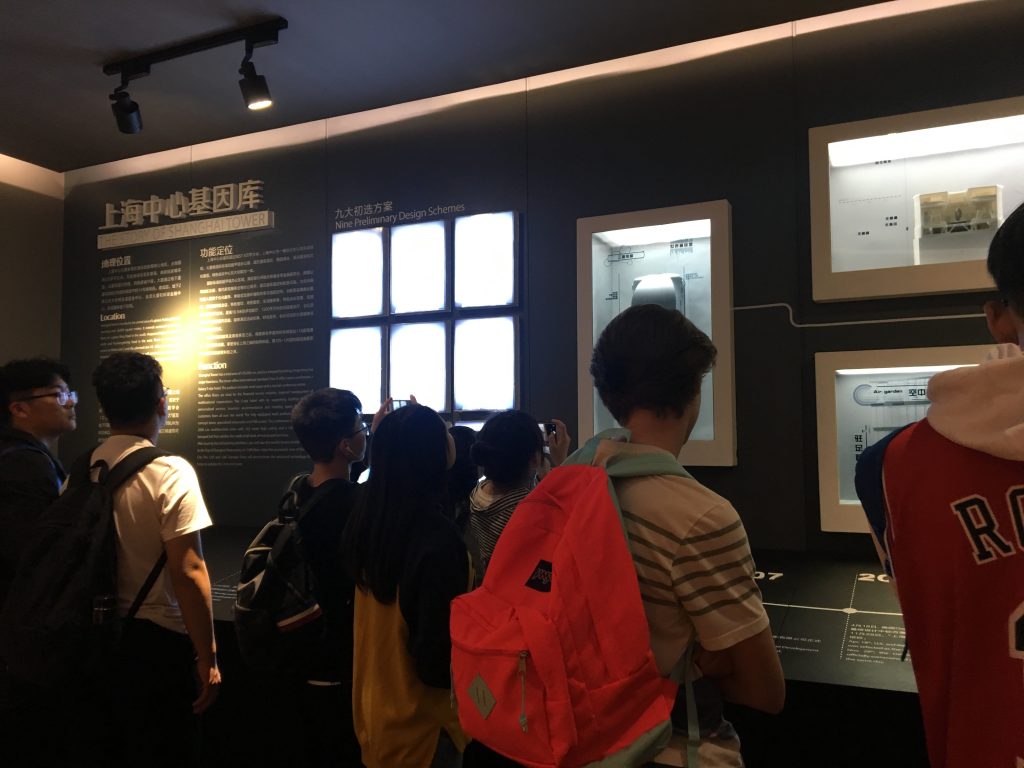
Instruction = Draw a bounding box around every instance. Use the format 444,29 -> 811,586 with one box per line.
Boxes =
330,212 -> 517,419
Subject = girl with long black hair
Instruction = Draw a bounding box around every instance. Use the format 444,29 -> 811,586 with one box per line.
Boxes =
342,403 -> 470,768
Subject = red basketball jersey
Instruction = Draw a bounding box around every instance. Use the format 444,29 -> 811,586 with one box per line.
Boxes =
882,419 -> 1024,768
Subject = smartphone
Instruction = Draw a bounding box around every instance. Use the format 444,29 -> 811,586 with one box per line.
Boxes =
390,399 -> 412,411
539,422 -> 556,436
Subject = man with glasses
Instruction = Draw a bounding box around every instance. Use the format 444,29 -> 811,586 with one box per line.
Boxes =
0,357 -> 78,763
0,357 -> 77,613
285,387 -> 368,766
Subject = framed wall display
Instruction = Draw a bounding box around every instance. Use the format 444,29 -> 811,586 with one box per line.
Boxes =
810,96 -> 1024,302
576,200 -> 735,466
815,345 -> 990,533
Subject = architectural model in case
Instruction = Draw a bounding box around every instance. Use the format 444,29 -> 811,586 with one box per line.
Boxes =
810,96 -> 1024,301
577,201 -> 735,466
630,273 -> 685,311
916,185 -> 1002,236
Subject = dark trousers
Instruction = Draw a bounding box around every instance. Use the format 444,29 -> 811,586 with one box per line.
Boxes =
298,682 -> 365,767
2,667 -> 109,767
112,618 -> 200,768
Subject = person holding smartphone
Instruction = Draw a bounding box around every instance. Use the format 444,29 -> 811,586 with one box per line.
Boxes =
465,410 -> 571,584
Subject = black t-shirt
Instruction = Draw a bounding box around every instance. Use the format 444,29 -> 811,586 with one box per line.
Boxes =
295,476 -> 360,683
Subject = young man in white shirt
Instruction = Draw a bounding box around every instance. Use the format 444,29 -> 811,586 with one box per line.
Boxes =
91,351 -> 219,767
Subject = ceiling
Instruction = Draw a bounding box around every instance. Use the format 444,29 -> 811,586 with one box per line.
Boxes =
0,0 -> 888,173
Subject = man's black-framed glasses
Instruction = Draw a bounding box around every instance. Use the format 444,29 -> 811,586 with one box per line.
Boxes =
345,423 -> 370,439
16,389 -> 78,407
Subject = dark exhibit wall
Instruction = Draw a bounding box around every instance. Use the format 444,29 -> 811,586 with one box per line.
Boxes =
0,181 -> 63,361
59,1 -> 1023,549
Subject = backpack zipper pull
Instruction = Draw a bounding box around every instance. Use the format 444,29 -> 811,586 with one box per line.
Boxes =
518,651 -> 529,733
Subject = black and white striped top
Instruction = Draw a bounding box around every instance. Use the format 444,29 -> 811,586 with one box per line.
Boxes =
466,481 -> 530,584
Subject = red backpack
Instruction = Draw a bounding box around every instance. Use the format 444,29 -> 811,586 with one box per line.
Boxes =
450,435 -> 698,767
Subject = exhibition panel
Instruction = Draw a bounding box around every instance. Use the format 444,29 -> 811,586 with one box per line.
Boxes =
810,95 -> 1024,302
815,345 -> 990,533
576,201 -> 736,466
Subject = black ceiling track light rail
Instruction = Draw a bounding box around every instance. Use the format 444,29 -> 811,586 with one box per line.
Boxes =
103,17 -> 288,134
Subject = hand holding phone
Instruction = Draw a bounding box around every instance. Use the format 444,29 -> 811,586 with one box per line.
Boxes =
542,419 -> 572,467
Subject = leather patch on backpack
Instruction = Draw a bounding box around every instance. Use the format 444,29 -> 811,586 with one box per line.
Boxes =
525,560 -> 552,592
468,674 -> 496,719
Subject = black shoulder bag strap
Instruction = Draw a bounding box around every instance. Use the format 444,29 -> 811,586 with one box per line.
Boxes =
278,473 -> 337,524
298,479 -> 340,521
102,447 -> 171,620
271,475 -> 340,567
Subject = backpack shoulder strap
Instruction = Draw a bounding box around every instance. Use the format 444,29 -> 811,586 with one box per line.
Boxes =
561,429 -> 629,466
278,473 -> 341,524
125,551 -> 167,621
565,430 -> 692,480
298,480 -> 338,519
101,447 -> 173,620
67,449 -> 97,486
104,447 -> 169,491
278,473 -> 310,522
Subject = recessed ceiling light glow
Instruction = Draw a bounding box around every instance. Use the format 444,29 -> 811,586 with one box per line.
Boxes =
595,219 -> 711,247
836,365 -> 973,376
828,114 -> 1024,167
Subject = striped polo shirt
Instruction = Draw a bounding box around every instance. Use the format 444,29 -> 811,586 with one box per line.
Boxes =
592,439 -> 768,673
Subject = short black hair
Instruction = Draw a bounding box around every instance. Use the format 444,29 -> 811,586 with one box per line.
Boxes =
92,352 -> 164,428
0,358 -> 71,426
987,201 -> 1024,313
471,410 -> 544,487
590,304 -> 716,424
291,388 -> 362,463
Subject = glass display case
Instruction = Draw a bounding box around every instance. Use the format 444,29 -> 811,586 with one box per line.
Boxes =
576,200 -> 735,466
815,345 -> 989,532
810,96 -> 1024,301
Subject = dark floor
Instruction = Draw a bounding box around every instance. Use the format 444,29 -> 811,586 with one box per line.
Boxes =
201,622 -> 928,768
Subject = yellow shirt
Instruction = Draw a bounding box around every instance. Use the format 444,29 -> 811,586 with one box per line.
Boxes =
352,587 -> 468,768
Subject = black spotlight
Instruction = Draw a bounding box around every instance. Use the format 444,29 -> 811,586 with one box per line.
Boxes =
110,89 -> 142,134
238,61 -> 272,110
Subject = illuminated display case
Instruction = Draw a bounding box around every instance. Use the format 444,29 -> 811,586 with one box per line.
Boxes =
576,200 -> 735,466
815,345 -> 990,533
810,96 -> 1024,301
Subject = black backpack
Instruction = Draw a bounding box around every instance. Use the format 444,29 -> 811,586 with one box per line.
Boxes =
0,447 -> 167,688
234,474 -> 333,676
